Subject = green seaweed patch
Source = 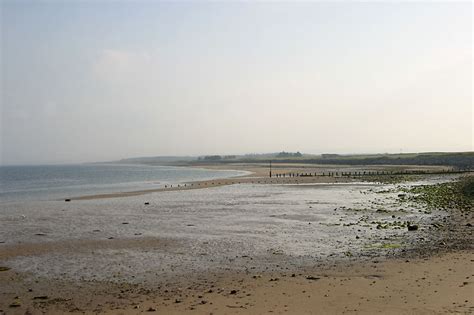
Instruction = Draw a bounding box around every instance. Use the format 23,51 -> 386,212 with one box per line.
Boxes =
400,176 -> 473,212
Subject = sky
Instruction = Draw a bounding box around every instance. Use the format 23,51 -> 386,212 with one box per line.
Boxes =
1,1 -> 472,165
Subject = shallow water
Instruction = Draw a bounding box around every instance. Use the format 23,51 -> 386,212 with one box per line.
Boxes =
0,164 -> 248,202
0,179 -> 447,284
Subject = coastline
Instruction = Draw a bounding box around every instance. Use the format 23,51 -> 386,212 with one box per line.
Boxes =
70,163 -> 450,200
0,167 -> 472,314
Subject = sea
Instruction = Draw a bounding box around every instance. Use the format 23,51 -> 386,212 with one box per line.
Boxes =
0,163 -> 248,203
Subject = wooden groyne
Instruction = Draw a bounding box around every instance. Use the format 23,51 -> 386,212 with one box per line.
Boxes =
274,169 -> 472,178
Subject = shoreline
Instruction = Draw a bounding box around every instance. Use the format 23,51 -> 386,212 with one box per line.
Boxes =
70,163 -> 454,201
1,170 -> 472,314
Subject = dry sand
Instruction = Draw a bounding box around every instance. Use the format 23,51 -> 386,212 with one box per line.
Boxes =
104,251 -> 474,315
1,251 -> 472,314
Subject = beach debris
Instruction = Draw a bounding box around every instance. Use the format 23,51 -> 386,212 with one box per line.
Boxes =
65,199 -> 71,202
108,237 -> 114,239
146,307 -> 156,312
175,299 -> 182,303
0,266 -> 11,272
122,222 -> 129,225
144,202 -> 150,205
306,276 -> 320,281
35,233 -> 46,236
407,223 -> 419,231
230,289 -> 238,294
33,295 -> 48,300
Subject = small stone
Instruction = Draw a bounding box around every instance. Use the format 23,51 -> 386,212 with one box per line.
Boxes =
230,290 -> 237,294
146,306 -> 156,312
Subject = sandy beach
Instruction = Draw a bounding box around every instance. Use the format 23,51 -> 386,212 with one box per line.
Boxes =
1,250 -> 473,314
0,165 -> 472,314
71,163 -> 449,200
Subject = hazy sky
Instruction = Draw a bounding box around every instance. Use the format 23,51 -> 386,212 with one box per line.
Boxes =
1,1 -> 472,165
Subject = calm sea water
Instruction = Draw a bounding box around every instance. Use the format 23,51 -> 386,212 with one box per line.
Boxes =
0,164 -> 248,203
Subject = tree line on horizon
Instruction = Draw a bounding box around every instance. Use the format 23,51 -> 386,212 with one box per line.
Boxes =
194,152 -> 473,168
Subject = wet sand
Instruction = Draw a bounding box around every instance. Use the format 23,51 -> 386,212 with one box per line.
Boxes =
0,168 -> 472,314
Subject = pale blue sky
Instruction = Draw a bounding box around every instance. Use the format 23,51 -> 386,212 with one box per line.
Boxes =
1,1 -> 472,164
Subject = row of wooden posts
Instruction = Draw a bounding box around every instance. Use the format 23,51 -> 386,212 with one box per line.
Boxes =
272,169 -> 469,178
158,169 -> 471,189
